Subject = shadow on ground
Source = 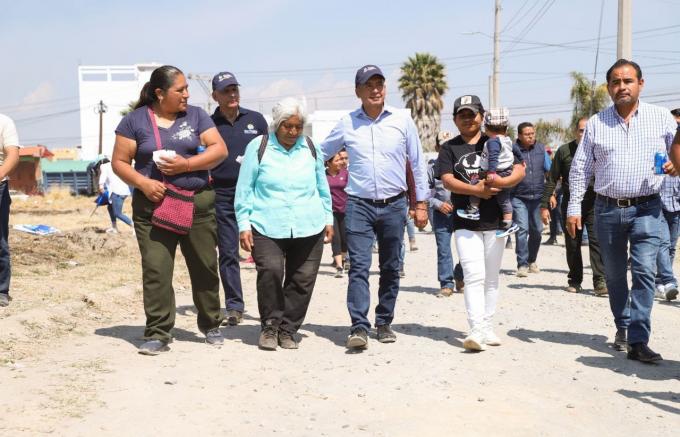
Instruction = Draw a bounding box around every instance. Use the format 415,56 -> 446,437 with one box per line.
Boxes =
507,283 -> 568,292
302,322 -> 466,350
616,390 -> 680,415
508,328 -> 680,383
398,286 -> 441,295
94,325 -> 204,346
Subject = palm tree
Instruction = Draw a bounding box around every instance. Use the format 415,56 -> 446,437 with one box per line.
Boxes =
569,72 -> 609,129
398,53 -> 448,151
533,119 -> 566,147
120,100 -> 138,116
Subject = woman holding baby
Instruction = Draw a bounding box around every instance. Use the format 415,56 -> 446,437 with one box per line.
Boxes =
111,65 -> 228,355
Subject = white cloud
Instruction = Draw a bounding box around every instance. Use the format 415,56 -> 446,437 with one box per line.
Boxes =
21,81 -> 55,108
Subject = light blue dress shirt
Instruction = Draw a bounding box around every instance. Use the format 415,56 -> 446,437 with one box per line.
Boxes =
320,105 -> 429,202
235,134 -> 333,239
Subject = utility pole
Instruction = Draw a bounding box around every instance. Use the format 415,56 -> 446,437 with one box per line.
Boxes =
492,0 -> 501,107
617,0 -> 632,59
187,73 -> 213,113
96,100 -> 107,156
488,76 -> 493,109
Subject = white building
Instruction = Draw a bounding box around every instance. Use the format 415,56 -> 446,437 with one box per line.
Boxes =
78,63 -> 161,160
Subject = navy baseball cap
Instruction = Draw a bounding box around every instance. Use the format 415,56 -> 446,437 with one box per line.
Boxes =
212,71 -> 240,91
453,95 -> 485,115
355,65 -> 385,85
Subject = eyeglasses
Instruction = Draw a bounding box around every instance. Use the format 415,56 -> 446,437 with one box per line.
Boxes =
281,122 -> 303,132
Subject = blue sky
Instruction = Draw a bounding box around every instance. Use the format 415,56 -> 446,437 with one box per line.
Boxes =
1,0 -> 679,148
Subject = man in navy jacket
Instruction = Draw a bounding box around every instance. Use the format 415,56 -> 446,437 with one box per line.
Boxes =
211,72 -> 268,325
512,122 -> 551,277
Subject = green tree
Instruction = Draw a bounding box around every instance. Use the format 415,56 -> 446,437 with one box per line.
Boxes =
533,119 -> 566,147
120,100 -> 138,116
569,71 -> 609,129
398,53 -> 448,151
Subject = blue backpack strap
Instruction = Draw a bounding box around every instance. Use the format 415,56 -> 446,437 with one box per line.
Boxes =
257,134 -> 269,163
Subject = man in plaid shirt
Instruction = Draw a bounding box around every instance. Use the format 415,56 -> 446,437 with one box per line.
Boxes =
567,59 -> 678,363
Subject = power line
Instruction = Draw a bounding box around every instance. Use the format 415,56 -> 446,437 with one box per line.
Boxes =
503,0 -> 556,55
13,107 -> 88,125
590,0 -> 606,116
0,96 -> 80,112
502,0 -> 533,34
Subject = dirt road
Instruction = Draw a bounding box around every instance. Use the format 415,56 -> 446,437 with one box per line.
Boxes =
1,203 -> 679,436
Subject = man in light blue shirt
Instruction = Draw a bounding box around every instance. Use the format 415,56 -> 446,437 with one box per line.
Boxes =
321,65 -> 429,349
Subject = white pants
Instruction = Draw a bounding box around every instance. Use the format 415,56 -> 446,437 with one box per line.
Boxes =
454,229 -> 505,332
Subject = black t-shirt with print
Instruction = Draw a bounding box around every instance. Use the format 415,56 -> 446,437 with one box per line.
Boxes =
436,134 -> 523,231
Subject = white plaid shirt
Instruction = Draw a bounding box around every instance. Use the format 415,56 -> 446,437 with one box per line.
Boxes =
660,175 -> 680,212
567,101 -> 678,216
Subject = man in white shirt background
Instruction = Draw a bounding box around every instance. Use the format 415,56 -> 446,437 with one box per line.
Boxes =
98,158 -> 133,234
0,113 -> 21,307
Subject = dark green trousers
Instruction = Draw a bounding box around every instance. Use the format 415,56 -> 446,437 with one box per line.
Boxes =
132,187 -> 223,341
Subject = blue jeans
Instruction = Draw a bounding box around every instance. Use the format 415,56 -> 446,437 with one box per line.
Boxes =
0,183 -> 11,295
512,197 -> 543,268
595,196 -> 662,345
345,195 -> 407,332
432,210 -> 463,288
107,193 -> 132,227
664,209 -> 680,263
655,211 -> 677,287
215,186 -> 244,312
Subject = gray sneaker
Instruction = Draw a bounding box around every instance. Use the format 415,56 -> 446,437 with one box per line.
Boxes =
376,325 -> 397,343
516,266 -> 529,278
664,284 -> 679,301
346,328 -> 369,349
204,328 -> 224,346
278,331 -> 298,349
138,339 -> 170,356
0,293 -> 9,307
226,309 -> 243,326
528,263 -> 540,273
258,327 -> 278,351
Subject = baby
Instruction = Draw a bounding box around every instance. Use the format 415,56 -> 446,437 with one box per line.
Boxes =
457,107 -> 520,238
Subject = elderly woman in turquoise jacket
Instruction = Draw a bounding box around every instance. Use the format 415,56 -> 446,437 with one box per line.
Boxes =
235,97 -> 333,351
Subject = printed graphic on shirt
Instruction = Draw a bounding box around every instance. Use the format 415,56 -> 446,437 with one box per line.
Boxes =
454,152 -> 481,183
172,121 -> 196,141
243,123 -> 259,134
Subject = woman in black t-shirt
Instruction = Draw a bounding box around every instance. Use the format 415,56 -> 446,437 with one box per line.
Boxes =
436,95 -> 525,352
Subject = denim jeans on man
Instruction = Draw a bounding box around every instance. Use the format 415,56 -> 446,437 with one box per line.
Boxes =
107,193 -> 132,227
215,186 -> 244,313
655,212 -> 677,288
512,197 -> 543,268
432,210 -> 464,289
595,196 -> 662,345
0,182 -> 11,296
345,195 -> 406,332
663,209 -> 680,263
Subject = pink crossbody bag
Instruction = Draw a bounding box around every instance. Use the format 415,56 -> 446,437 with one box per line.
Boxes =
147,107 -> 195,235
